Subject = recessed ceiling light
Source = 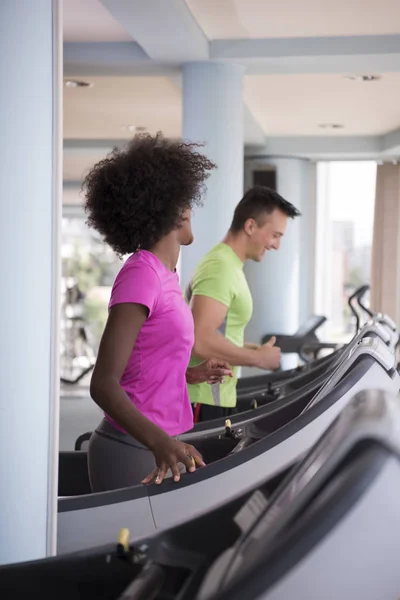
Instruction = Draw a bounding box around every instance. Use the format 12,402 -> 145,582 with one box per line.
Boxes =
318,123 -> 344,129
121,125 -> 147,133
344,75 -> 381,82
64,79 -> 93,88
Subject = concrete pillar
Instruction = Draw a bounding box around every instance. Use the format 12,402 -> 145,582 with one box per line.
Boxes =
181,62 -> 244,287
0,0 -> 62,564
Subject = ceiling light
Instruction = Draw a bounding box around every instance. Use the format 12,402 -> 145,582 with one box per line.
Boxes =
121,125 -> 147,133
64,79 -> 93,88
318,123 -> 344,130
344,75 -> 381,82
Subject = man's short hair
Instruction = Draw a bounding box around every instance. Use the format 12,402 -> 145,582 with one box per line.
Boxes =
230,185 -> 301,233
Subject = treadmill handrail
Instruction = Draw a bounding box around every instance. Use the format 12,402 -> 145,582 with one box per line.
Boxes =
348,285 -> 369,332
376,312 -> 397,332
298,341 -> 340,363
357,284 -> 374,319
304,334 -> 396,411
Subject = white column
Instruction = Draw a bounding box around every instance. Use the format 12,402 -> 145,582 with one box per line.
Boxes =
0,0 -> 62,564
244,158 -> 315,368
181,62 -> 244,288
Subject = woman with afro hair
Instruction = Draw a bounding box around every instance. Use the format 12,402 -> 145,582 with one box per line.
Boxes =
83,133 -> 232,492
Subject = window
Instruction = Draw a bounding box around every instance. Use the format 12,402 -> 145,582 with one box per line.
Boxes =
60,210 -> 122,382
314,161 -> 377,342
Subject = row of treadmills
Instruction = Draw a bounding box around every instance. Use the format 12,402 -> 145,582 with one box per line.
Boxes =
2,293 -> 400,599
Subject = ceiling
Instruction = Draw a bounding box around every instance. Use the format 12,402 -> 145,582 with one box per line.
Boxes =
63,75 -> 182,182
63,0 -> 132,42
245,73 -> 400,136
64,72 -> 400,140
63,0 -> 400,184
64,76 -> 181,139
185,0 -> 400,39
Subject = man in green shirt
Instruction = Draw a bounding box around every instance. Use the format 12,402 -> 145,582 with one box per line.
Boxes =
185,185 -> 301,422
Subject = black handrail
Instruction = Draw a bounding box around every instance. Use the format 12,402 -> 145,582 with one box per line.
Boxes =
357,284 -> 373,318
60,364 -> 94,385
348,285 -> 370,332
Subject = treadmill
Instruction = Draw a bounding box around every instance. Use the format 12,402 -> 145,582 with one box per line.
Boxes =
56,332 -> 399,554
73,316 -> 398,455
3,389 -> 400,600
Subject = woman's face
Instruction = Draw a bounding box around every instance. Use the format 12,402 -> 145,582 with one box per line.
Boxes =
177,207 -> 194,246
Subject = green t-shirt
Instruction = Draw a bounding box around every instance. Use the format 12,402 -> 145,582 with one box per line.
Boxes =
185,243 -> 253,407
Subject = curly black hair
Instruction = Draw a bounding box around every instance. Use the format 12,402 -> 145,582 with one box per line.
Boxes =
82,132 -> 216,256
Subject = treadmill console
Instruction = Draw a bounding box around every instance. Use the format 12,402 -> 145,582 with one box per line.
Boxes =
207,391 -> 399,596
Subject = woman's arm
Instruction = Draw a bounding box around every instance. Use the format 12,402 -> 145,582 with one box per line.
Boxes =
90,303 -> 204,483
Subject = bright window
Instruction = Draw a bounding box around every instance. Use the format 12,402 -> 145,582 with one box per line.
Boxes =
314,161 -> 377,342
60,212 -> 122,382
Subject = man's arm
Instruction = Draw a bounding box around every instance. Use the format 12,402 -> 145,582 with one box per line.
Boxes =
190,295 -> 280,370
244,342 -> 261,350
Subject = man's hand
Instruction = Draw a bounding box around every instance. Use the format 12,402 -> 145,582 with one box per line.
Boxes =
254,336 -> 281,370
186,359 -> 233,385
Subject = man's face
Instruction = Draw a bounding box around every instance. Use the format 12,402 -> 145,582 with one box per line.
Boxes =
245,208 -> 288,262
177,207 -> 194,246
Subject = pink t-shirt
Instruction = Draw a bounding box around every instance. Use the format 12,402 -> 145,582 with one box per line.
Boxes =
105,250 -> 194,436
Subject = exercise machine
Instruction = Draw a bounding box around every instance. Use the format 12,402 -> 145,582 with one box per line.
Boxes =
57,331 -> 399,554
73,314 -> 398,452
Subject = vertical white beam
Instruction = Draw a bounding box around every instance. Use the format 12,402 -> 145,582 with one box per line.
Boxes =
181,62 -> 244,287
0,0 -> 62,564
